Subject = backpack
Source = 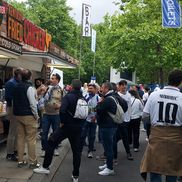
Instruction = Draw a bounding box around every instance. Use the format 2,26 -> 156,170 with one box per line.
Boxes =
108,96 -> 124,124
74,98 -> 89,119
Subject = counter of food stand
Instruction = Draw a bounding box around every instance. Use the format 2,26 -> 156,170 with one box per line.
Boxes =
0,112 -> 8,143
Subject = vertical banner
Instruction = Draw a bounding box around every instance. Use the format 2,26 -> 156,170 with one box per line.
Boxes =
161,0 -> 181,28
91,29 -> 96,52
82,3 -> 91,37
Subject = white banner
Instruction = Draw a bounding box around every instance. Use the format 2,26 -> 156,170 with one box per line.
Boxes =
82,4 -> 91,37
91,29 -> 96,52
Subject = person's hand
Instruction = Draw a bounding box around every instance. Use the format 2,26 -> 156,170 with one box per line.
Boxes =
91,116 -> 96,123
60,123 -> 64,128
53,103 -> 60,109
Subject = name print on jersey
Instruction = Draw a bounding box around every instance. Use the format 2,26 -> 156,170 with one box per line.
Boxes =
160,94 -> 177,100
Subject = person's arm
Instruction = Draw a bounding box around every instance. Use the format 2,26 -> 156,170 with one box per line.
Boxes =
142,94 -> 152,123
142,112 -> 150,123
5,81 -> 14,106
139,100 -> 144,112
27,87 -> 39,120
96,97 -> 113,114
59,95 -> 70,123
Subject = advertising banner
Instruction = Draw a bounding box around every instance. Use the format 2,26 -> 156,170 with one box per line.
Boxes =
162,0 -> 181,28
82,3 -> 91,37
91,29 -> 96,52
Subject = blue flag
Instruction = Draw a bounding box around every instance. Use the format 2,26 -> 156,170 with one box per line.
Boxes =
162,0 -> 181,28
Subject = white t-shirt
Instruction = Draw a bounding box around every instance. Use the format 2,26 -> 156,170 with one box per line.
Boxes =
118,91 -> 131,122
143,86 -> 182,126
131,96 -> 144,119
142,92 -> 149,103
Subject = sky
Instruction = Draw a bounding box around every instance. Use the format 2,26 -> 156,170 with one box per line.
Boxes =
16,0 -> 119,24
66,0 -> 119,24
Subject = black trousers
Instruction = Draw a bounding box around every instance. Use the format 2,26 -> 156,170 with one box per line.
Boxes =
128,118 -> 141,149
113,122 -> 131,159
43,125 -> 82,177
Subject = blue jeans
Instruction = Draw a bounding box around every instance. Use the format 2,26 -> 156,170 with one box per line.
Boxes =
150,173 -> 177,182
41,114 -> 60,150
100,128 -> 117,170
81,121 -> 97,153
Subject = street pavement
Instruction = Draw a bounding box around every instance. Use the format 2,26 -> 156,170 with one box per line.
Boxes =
0,136 -> 70,182
51,129 -> 149,182
1,127 -> 181,182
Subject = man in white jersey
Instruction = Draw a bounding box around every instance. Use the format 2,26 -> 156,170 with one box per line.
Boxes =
140,69 -> 182,182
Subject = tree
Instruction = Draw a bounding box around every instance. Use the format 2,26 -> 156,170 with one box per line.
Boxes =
104,0 -> 182,84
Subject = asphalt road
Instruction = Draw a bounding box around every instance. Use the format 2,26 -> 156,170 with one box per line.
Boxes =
51,129 -> 149,182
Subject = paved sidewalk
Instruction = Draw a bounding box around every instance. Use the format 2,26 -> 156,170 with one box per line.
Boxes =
0,137 -> 70,182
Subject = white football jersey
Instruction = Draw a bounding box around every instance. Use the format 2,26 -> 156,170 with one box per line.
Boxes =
143,86 -> 182,126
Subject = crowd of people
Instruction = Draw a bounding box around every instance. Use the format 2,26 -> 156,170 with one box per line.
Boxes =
3,67 -> 182,182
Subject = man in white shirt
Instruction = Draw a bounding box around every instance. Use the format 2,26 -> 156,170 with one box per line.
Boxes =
140,69 -> 182,182
81,83 -> 100,158
116,80 -> 133,160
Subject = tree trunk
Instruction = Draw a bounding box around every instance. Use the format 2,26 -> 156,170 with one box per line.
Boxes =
159,67 -> 164,85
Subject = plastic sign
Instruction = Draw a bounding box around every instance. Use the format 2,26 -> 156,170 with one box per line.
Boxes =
161,0 -> 181,28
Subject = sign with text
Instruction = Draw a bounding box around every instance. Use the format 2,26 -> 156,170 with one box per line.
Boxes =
91,29 -> 96,52
90,76 -> 96,83
0,36 -> 22,53
49,42 -> 79,65
3,2 -> 51,51
161,0 -> 181,28
82,3 -> 91,37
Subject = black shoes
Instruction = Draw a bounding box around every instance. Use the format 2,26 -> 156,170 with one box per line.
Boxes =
127,153 -> 134,160
6,154 -> 18,161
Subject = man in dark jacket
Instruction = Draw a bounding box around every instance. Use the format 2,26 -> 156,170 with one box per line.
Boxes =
5,68 -> 22,161
13,69 -> 39,168
96,82 -> 123,176
34,79 -> 85,182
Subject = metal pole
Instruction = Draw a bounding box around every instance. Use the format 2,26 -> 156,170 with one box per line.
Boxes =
92,53 -> 96,76
78,4 -> 84,80
78,35 -> 82,79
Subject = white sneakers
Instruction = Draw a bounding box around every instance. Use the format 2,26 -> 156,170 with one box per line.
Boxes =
99,164 -> 107,170
87,152 -> 93,158
134,148 -> 139,152
98,167 -> 115,176
40,150 -> 45,157
54,149 -> 60,156
33,166 -> 50,174
98,164 -> 115,176
71,175 -> 79,182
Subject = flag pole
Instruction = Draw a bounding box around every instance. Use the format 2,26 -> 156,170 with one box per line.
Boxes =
78,33 -> 82,80
92,53 -> 96,76
78,4 -> 84,80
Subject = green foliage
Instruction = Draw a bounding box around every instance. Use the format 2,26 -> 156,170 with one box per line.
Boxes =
103,0 -> 182,84
8,0 -> 182,85
8,0 -> 111,84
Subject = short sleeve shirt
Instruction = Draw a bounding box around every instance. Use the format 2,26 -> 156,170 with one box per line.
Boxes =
143,86 -> 182,126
